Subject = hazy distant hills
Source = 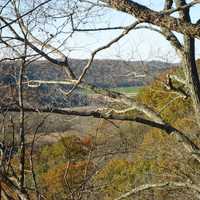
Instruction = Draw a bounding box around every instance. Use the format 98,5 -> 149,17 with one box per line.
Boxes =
0,59 -> 175,87
0,59 -> 176,107
23,59 -> 174,87
68,59 -> 174,87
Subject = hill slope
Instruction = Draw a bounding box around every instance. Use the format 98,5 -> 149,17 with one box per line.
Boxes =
0,59 -> 175,107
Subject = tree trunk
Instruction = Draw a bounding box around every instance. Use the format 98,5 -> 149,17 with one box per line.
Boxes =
175,0 -> 200,126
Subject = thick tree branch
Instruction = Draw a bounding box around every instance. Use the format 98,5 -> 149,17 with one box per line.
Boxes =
1,105 -> 200,163
104,0 -> 200,39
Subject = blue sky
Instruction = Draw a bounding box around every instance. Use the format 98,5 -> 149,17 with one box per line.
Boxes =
64,0 -> 200,63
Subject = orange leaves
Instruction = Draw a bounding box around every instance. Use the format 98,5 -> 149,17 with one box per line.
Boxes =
80,135 -> 93,147
40,160 -> 94,199
35,135 -> 94,199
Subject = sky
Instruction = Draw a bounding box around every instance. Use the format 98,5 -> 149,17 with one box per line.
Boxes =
2,0 -> 199,63
64,0 -> 200,63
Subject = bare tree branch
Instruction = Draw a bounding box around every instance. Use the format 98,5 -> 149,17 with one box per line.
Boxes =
114,181 -> 200,200
63,21 -> 141,96
0,0 -> 52,31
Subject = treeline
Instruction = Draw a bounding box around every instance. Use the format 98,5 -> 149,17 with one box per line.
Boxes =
0,59 -> 174,108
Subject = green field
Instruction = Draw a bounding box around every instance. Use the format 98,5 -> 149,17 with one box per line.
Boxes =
111,86 -> 141,94
82,86 -> 141,96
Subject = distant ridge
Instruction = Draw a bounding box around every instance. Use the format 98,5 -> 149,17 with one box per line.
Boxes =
0,59 -> 175,87
0,59 -> 176,107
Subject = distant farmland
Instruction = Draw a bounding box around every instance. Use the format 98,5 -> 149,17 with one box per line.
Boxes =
111,86 -> 141,94
83,86 -> 141,98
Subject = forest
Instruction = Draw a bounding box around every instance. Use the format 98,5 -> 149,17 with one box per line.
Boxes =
1,0 -> 200,200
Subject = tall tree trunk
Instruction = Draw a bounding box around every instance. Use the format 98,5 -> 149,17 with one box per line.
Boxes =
175,0 -> 200,126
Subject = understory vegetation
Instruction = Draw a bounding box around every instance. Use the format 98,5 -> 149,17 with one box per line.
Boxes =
2,62 -> 199,199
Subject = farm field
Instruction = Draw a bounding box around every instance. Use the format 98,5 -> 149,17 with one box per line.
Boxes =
110,86 -> 142,95
83,86 -> 142,96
